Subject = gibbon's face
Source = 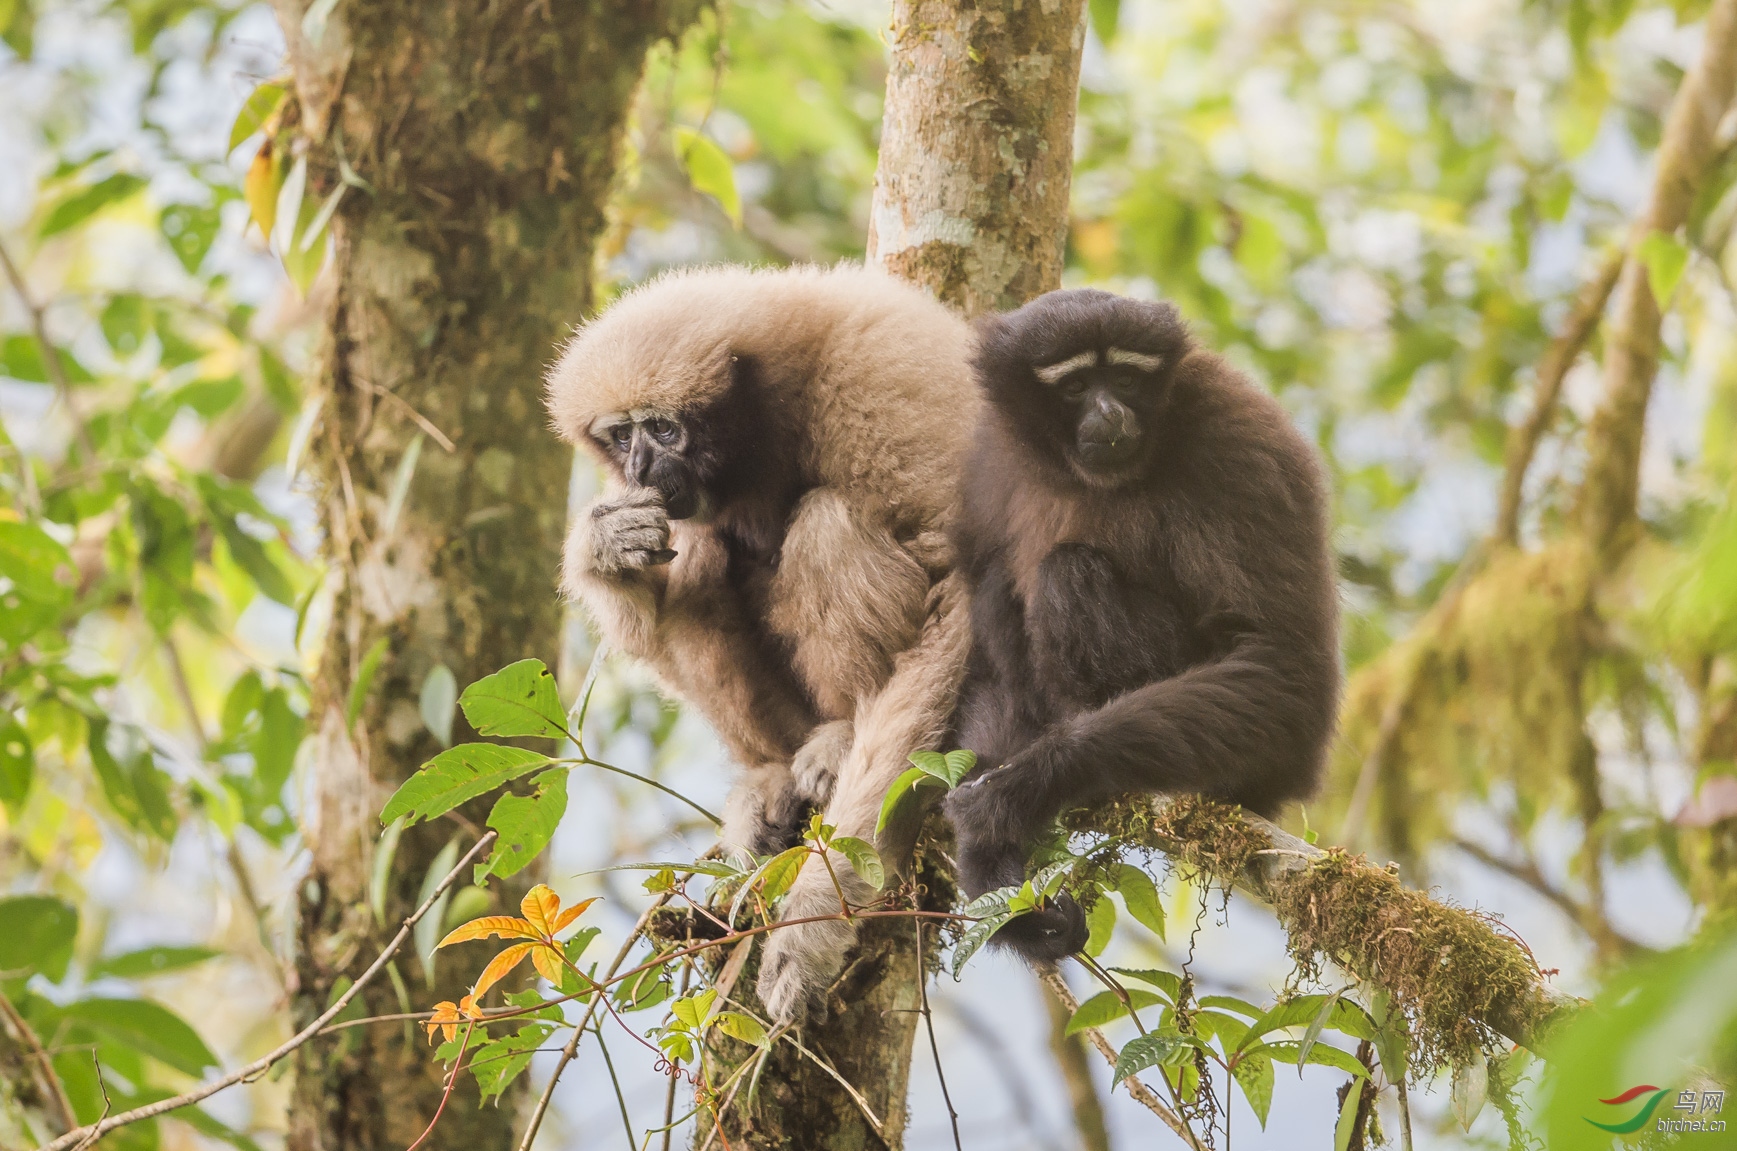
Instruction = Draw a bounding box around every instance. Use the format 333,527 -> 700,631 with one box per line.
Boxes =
1034,349 -> 1168,481
975,289 -> 1191,488
590,410 -> 709,519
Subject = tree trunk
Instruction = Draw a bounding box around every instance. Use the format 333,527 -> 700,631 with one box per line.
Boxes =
868,0 -> 1088,318
707,4 -> 1089,1148
272,4 -> 702,1150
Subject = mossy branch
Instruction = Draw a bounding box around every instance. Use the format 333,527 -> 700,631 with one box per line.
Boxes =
1092,797 -> 1582,1064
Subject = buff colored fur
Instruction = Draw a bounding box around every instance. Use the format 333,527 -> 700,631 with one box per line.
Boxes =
546,264 -> 977,1020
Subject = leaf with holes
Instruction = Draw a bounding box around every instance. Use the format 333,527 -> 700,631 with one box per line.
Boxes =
380,744 -> 551,825
474,770 -> 568,885
714,1011 -> 768,1047
459,658 -> 569,740
1233,1051 -> 1275,1128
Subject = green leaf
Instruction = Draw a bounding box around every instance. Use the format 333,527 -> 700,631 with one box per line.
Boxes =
1258,1040 -> 1372,1080
0,895 -> 77,981
90,946 -> 220,980
940,749 -> 977,785
467,1022 -> 554,1102
0,520 -> 75,645
0,333 -> 93,384
0,714 -> 32,810
420,664 -> 457,746
101,293 -> 151,355
1334,1079 -> 1364,1151
160,203 -> 222,274
1640,231 -> 1690,306
831,835 -> 884,890
1234,993 -> 1337,1053
1064,989 -> 1164,1035
458,658 -> 568,740
369,816 -> 406,927
1084,892 -> 1116,957
1232,1051 -> 1275,1127
40,173 -> 147,238
1295,988 -> 1342,1074
216,518 -> 295,605
414,836 -> 461,986
1451,1047 -> 1488,1132
757,844 -> 809,903
714,1010 -> 769,1047
63,998 -> 217,1076
228,82 -> 286,154
474,769 -> 569,885
612,964 -> 671,1012
379,743 -> 552,825
674,127 -> 741,227
875,764 -> 943,835
949,911 -> 1010,979
1088,0 -> 1119,41
1112,1029 -> 1186,1083
347,635 -> 390,731
1109,967 -> 1180,1001
1108,863 -> 1165,940
253,688 -> 303,795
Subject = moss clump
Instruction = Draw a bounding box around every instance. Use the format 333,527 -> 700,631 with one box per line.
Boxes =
1273,849 -> 1550,1076
1146,796 -> 1268,882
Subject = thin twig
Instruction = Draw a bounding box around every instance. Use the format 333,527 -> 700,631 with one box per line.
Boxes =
69,1054 -> 110,1151
0,988 -> 78,1132
353,378 -> 456,453
592,1024 -> 637,1151
1451,836 -> 1647,959
659,963 -> 693,1151
0,235 -> 97,461
1036,965 -> 1207,1151
914,921 -> 962,1151
404,1020 -> 474,1151
515,891 -> 676,1151
40,832 -> 497,1151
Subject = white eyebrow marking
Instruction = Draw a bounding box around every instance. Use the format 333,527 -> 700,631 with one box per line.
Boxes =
1033,350 -> 1098,384
1106,348 -> 1166,372
588,412 -> 630,440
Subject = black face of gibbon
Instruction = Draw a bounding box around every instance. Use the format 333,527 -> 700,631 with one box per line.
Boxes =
590,359 -> 769,523
972,289 -> 1193,487
946,288 -> 1340,966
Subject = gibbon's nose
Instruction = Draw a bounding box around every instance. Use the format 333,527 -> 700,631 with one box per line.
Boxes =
1078,393 -> 1139,447
626,432 -> 657,486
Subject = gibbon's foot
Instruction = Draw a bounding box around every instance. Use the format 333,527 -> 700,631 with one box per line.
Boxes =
755,867 -> 859,1023
583,488 -> 674,575
790,720 -> 852,808
995,892 -> 1089,963
722,772 -> 810,858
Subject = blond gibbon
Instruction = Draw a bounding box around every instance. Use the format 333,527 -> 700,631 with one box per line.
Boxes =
546,264 -> 977,1021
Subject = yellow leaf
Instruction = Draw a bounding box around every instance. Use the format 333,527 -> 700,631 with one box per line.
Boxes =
424,1000 -> 460,1044
437,915 -> 540,949
244,143 -> 280,239
471,941 -> 534,1002
552,897 -> 598,934
530,943 -> 564,985
520,884 -> 561,935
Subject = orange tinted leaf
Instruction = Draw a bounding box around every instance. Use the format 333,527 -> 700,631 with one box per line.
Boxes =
458,994 -> 483,1020
552,897 -> 598,933
425,1001 -> 462,1044
471,942 -> 534,1002
520,884 -> 560,935
437,915 -> 539,948
531,943 -> 564,985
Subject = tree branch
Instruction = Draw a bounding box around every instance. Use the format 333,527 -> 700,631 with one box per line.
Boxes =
1575,0 -> 1737,560
38,831 -> 497,1151
1034,965 -> 1207,1151
0,987 -> 77,1134
0,235 -> 97,462
1493,248 -> 1624,545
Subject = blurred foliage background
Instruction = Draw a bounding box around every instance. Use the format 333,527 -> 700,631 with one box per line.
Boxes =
2,0 -> 1735,1147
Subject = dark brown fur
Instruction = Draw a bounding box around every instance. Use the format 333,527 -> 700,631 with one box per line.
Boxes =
945,289 -> 1340,961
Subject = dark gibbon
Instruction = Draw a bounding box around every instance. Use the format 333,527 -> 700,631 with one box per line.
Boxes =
945,289 -> 1340,961
546,264 -> 977,1020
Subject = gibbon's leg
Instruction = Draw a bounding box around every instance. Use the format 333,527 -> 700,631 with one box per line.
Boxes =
756,572 -> 972,1022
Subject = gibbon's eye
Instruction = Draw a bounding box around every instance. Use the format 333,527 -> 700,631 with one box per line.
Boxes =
1060,376 -> 1091,401
647,418 -> 678,443
610,425 -> 632,448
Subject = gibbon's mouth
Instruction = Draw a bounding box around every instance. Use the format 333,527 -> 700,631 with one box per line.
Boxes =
662,487 -> 712,522
1075,436 -> 1142,472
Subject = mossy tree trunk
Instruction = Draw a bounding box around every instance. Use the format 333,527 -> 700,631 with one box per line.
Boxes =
708,3 -> 1089,1148
270,4 -> 703,1150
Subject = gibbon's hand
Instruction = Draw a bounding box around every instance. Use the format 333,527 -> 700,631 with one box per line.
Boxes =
952,831 -> 1089,963
943,756 -> 1044,852
584,488 -> 677,574
756,863 -> 863,1023
789,719 -> 852,808
721,766 -> 810,858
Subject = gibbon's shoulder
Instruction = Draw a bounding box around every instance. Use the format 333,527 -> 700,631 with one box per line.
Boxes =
544,263 -> 974,446
1168,348 -> 1327,506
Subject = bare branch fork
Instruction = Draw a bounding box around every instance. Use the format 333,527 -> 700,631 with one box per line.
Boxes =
38,832 -> 498,1151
